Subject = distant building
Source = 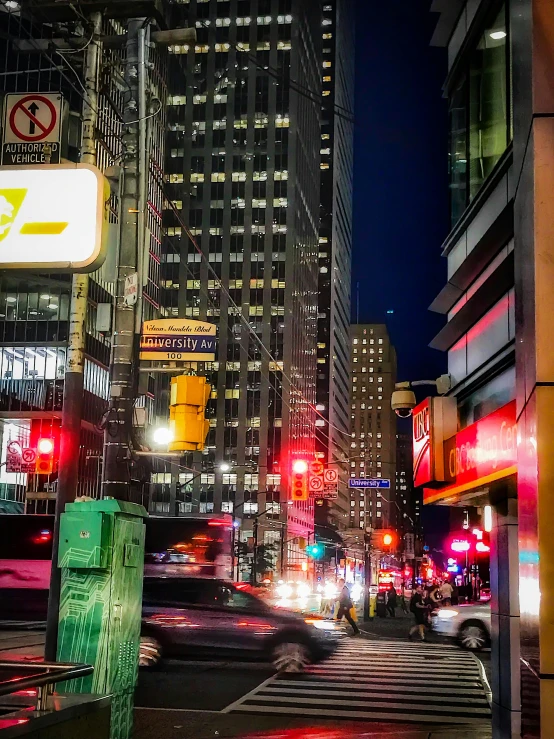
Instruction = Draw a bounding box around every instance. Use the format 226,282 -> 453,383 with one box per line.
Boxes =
315,0 -> 355,530
395,431 -> 420,536
349,324 -> 397,531
162,0 -> 323,575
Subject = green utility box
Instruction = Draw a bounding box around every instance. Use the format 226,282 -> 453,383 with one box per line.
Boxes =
56,498 -> 147,739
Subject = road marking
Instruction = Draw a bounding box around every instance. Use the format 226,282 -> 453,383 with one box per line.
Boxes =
225,638 -> 491,724
221,672 -> 277,713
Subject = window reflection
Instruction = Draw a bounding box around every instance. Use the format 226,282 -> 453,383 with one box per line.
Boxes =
448,3 -> 510,226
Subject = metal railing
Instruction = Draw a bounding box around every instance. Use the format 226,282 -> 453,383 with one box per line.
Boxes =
0,660 -> 93,711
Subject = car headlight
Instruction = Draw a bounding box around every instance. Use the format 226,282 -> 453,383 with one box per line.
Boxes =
305,618 -> 338,631
276,583 -> 293,599
436,609 -> 459,619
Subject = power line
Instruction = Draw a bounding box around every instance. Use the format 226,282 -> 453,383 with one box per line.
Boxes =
155,172 -> 351,441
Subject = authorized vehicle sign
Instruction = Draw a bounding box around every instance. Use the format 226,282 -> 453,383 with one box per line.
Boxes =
2,93 -> 62,165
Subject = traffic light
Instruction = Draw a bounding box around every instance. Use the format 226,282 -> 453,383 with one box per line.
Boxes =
306,543 -> 323,559
371,529 -> 397,552
168,375 -> 211,452
290,459 -> 308,501
36,437 -> 55,474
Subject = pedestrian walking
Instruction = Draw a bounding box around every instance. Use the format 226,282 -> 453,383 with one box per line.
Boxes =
409,585 -> 428,641
336,578 -> 360,635
399,581 -> 409,614
386,584 -> 397,617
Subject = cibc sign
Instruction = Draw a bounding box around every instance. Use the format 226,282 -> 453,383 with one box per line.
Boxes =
444,400 -> 516,487
412,396 -> 457,488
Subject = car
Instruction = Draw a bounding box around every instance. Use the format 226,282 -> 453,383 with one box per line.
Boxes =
139,576 -> 343,672
431,602 -> 491,650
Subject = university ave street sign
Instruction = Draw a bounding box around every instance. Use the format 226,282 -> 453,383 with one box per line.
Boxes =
348,478 -> 391,489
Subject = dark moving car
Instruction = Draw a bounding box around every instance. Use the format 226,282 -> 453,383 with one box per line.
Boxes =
140,576 -> 342,672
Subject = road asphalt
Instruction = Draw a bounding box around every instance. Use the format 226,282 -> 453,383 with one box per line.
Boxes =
0,612 -> 492,739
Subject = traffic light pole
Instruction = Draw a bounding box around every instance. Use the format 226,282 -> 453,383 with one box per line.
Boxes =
44,11 -> 103,662
363,531 -> 372,621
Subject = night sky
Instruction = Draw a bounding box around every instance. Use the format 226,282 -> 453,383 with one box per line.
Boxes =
352,0 -> 449,385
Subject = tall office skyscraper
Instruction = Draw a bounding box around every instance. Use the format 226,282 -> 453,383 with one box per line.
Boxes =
315,0 -> 355,529
349,324 -> 397,531
163,0 -> 322,574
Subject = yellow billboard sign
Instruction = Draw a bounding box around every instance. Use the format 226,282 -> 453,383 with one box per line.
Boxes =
0,164 -> 109,271
140,319 -> 217,362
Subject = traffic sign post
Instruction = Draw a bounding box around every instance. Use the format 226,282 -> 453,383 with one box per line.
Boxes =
348,478 -> 391,489
2,93 -> 63,165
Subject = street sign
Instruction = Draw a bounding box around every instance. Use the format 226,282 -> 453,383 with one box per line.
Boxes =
2,93 -> 62,165
0,164 -> 109,271
309,485 -> 338,500
309,460 -> 324,477
6,439 -> 22,473
308,475 -> 323,492
21,447 -> 37,473
348,478 -> 391,489
140,318 -> 217,362
323,468 -> 338,484
124,272 -> 138,306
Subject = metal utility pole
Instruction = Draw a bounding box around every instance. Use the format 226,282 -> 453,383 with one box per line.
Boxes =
363,529 -> 372,621
102,18 -> 146,500
45,11 -> 103,662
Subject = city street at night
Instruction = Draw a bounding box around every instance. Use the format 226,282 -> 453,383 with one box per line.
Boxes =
0,620 -> 492,738
0,0 -> 551,736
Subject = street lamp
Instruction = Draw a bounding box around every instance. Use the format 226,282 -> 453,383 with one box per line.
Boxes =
219,462 -> 231,473
152,426 -> 173,445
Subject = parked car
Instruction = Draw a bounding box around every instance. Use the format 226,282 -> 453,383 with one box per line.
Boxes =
140,576 -> 343,672
431,602 -> 491,650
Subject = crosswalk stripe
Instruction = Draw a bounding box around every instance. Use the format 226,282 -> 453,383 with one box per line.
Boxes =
230,704 -> 491,724
263,686 -> 489,705
246,693 -> 492,715
225,638 -> 491,724
273,679 -> 487,695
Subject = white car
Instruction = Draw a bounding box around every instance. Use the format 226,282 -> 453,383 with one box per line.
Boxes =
431,602 -> 491,650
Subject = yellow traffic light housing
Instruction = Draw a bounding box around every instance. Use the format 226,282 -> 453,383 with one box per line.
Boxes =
168,375 -> 211,452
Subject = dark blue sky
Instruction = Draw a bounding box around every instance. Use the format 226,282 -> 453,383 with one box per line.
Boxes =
352,0 -> 449,383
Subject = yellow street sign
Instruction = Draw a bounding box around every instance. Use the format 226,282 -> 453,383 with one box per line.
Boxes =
0,164 -> 109,271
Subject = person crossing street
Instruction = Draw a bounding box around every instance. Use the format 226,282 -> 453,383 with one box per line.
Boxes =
336,578 -> 360,635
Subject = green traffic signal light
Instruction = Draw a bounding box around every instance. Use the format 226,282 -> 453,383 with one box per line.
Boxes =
306,543 -> 323,558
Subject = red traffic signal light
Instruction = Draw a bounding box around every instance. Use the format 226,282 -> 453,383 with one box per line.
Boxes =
36,437 -> 55,474
292,459 -> 308,474
291,459 -> 308,501
371,529 -> 397,551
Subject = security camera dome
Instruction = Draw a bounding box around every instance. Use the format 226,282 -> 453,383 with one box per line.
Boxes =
391,389 -> 417,418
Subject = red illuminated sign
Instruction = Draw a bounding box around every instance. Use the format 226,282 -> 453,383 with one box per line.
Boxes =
413,398 -> 431,487
425,400 -> 517,504
445,400 -> 516,485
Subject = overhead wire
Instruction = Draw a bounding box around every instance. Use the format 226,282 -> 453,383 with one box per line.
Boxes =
155,172 -> 351,441
198,20 -> 355,123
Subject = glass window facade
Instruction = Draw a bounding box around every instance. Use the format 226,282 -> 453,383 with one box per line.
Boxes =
449,2 -> 511,226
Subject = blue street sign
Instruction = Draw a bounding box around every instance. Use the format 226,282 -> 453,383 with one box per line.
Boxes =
348,478 -> 391,489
